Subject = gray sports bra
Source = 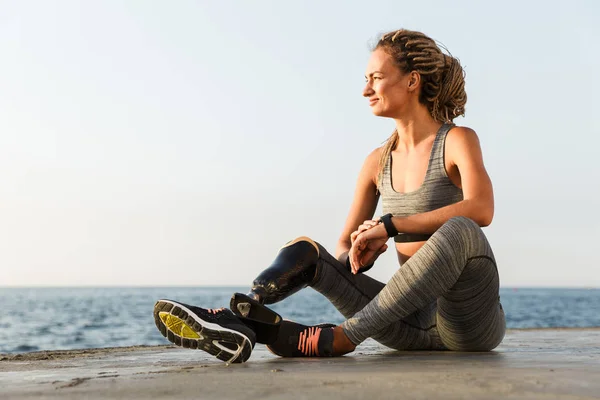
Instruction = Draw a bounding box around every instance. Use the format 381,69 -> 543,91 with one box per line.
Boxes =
379,123 -> 464,242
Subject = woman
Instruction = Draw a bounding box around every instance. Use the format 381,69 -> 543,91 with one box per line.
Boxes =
153,29 -> 506,363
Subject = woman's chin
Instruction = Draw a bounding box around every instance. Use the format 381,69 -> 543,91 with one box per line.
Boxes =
371,108 -> 387,117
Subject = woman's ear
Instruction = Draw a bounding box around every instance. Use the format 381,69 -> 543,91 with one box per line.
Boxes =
407,71 -> 420,92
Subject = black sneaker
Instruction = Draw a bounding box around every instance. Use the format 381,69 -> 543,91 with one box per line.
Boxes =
266,320 -> 337,357
153,299 -> 256,363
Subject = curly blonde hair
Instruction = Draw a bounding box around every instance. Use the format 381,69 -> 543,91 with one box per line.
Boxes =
374,29 -> 467,189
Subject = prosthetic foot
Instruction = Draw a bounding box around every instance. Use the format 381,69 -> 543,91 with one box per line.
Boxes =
246,236 -> 320,305
230,293 -> 282,345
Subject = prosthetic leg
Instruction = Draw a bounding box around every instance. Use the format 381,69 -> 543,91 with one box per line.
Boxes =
230,236 -> 320,345
246,236 -> 319,304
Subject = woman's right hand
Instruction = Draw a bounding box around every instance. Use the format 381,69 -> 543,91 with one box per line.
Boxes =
349,219 -> 388,273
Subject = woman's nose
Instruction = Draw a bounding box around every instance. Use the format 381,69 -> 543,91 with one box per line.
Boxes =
363,82 -> 374,97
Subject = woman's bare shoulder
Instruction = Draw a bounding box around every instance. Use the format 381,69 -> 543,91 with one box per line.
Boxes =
365,146 -> 383,165
366,146 -> 384,161
446,125 -> 483,152
349,146 -> 386,188
446,125 -> 481,145
445,125 -> 486,167
362,146 -> 385,180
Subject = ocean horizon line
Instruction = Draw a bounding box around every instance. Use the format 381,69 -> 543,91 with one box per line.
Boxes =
1,285 -> 599,290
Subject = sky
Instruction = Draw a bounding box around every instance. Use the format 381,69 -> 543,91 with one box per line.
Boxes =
0,0 -> 598,288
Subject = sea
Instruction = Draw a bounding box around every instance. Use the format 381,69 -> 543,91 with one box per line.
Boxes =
1,287 -> 599,354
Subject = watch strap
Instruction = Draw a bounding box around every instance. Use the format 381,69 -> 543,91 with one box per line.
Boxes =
380,213 -> 399,237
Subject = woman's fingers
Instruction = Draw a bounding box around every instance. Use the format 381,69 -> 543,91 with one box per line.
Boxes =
350,238 -> 389,274
349,242 -> 358,273
362,220 -> 379,229
350,226 -> 368,244
350,220 -> 380,244
348,246 -> 356,273
350,237 -> 367,274
350,245 -> 358,274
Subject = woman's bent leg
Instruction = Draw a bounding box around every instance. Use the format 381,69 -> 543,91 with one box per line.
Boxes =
340,216 -> 505,351
246,235 -> 445,350
312,242 -> 444,350
437,256 -> 505,351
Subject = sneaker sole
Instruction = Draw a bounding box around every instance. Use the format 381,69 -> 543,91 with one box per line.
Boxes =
153,300 -> 253,363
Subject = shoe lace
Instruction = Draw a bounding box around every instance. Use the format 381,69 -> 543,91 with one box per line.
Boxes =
298,326 -> 322,356
207,307 -> 225,314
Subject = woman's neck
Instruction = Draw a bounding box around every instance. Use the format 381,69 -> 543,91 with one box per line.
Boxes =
392,107 -> 441,150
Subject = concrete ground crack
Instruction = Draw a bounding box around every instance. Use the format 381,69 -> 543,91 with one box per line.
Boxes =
56,377 -> 92,389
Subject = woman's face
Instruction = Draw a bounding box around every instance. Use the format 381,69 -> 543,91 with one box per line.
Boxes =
363,48 -> 413,118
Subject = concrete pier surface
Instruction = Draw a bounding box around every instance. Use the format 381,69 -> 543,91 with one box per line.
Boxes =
1,328 -> 599,400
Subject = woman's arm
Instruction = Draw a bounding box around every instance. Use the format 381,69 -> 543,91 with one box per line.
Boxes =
335,147 -> 381,261
389,126 -> 494,234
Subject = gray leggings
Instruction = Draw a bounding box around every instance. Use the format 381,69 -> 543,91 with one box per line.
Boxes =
311,216 -> 505,351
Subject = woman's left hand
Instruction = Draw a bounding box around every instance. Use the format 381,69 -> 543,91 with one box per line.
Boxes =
349,223 -> 389,274
350,219 -> 380,245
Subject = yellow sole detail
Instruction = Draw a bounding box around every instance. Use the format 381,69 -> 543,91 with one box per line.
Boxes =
159,312 -> 201,339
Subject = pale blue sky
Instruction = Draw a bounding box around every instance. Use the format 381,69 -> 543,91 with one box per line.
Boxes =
0,0 -> 598,287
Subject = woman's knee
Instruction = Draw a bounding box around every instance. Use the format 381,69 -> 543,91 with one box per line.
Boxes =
439,216 -> 486,242
444,216 -> 481,231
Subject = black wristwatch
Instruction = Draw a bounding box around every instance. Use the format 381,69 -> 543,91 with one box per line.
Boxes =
380,213 -> 399,237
